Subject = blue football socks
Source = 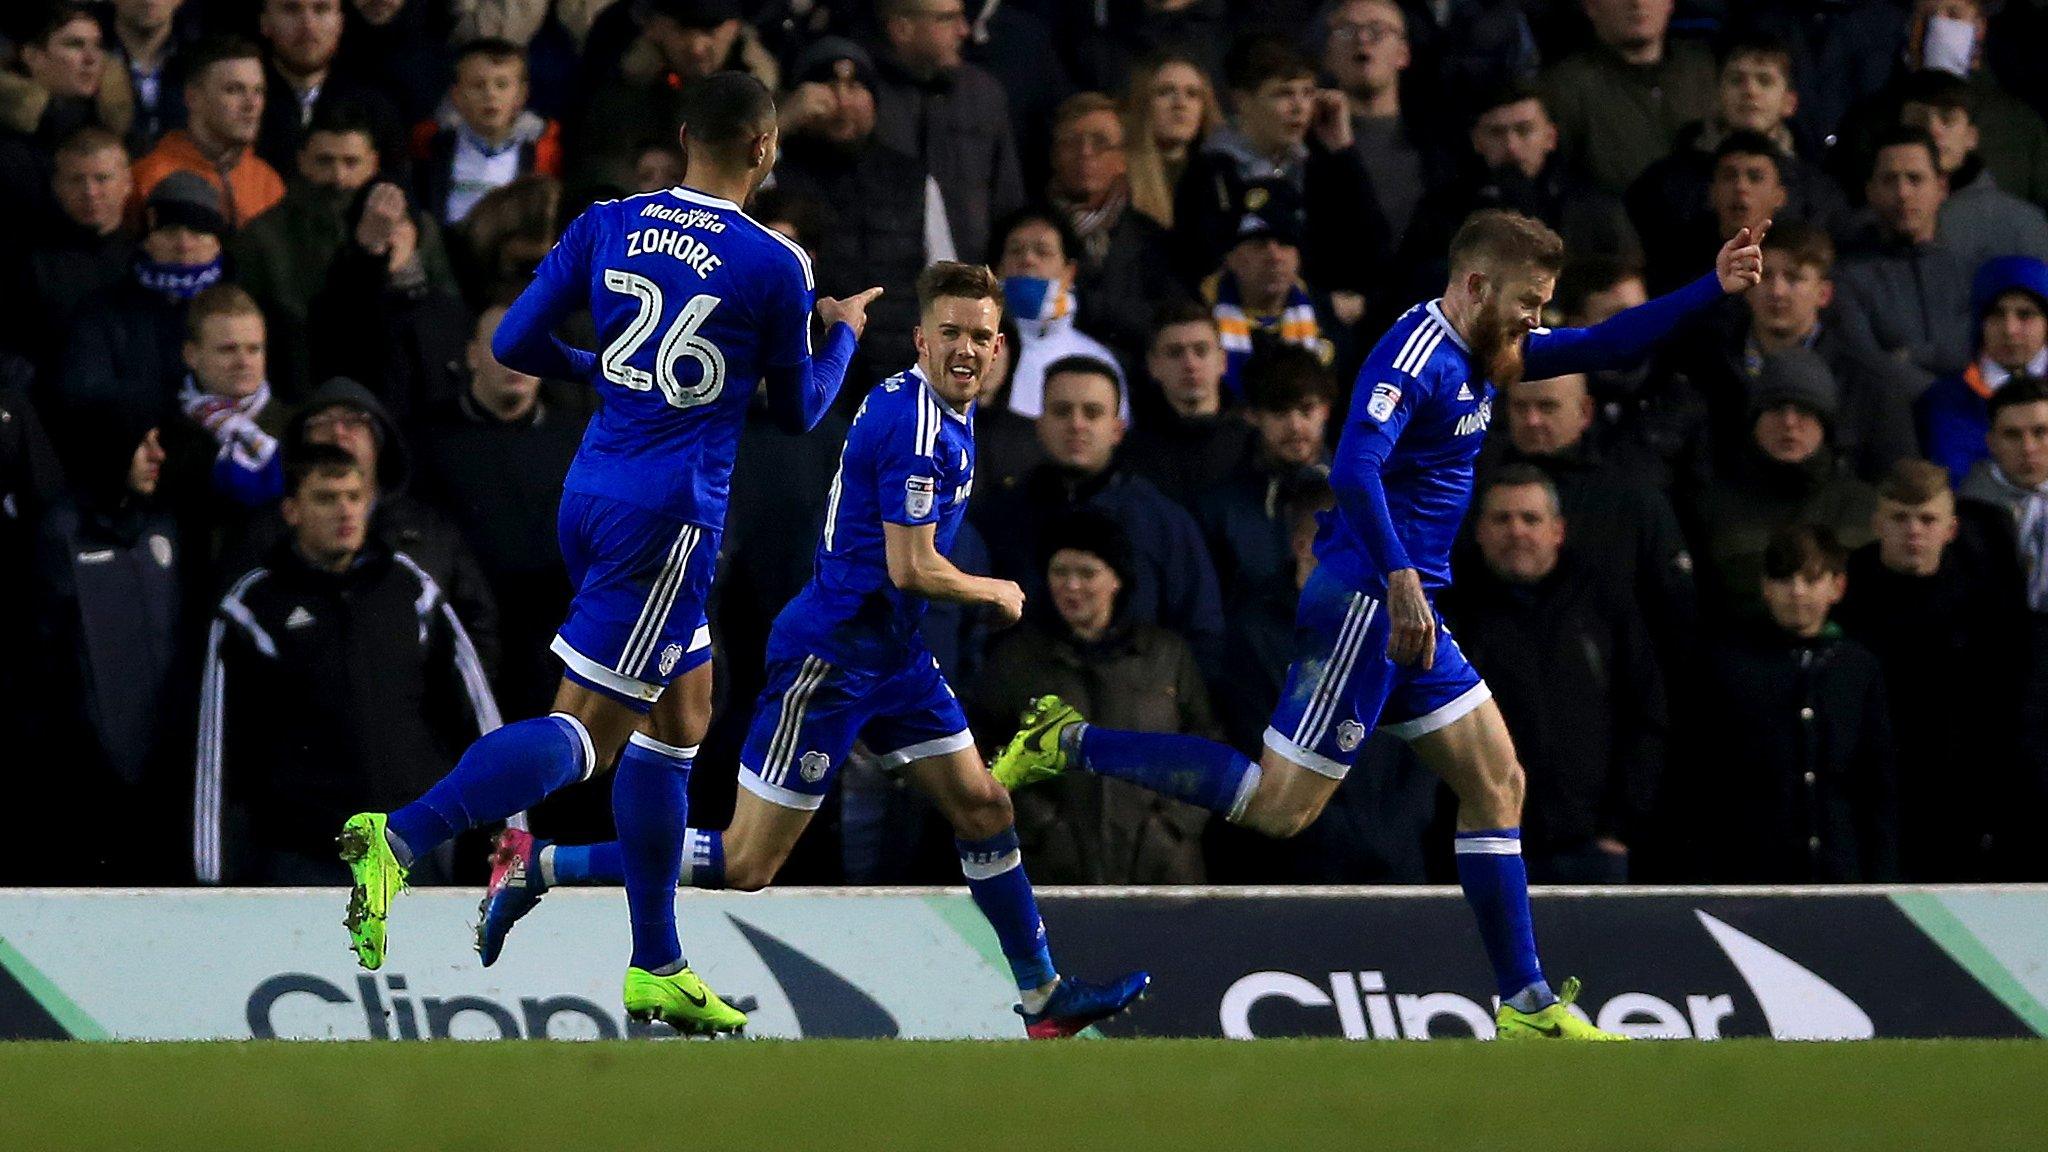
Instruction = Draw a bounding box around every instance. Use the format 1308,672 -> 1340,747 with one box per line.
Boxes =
612,733 -> 694,973
1454,828 -> 1554,1011
1073,725 -> 1263,821
386,713 -> 592,866
957,828 -> 1057,992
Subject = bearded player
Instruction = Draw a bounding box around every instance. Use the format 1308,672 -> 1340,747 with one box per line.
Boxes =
993,210 -> 1768,1040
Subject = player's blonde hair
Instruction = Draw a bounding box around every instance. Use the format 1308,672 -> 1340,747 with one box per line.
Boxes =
916,261 -> 1004,316
1448,210 -> 1566,278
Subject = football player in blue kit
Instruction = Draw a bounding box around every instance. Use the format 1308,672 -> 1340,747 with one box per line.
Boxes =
336,72 -> 883,1035
994,210 -> 1770,1041
476,262 -> 1150,1038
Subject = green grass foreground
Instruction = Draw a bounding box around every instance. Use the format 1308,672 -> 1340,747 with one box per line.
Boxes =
2,1038 -> 2042,1150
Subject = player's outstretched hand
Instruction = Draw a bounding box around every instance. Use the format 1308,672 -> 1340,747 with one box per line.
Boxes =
1716,219 -> 1770,294
818,287 -> 885,339
985,580 -> 1026,627
1385,568 -> 1436,670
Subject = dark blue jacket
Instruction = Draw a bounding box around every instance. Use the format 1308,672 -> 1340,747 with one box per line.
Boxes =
1918,255 -> 2048,485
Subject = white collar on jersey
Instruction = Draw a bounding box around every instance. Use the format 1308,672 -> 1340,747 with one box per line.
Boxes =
1424,299 -> 1473,354
667,185 -> 741,211
906,364 -> 972,423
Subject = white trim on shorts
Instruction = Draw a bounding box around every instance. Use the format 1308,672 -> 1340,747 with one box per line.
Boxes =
1380,682 -> 1494,741
552,635 -> 662,702
873,730 -> 975,771
1262,726 -> 1352,781
618,524 -> 702,680
737,764 -> 827,811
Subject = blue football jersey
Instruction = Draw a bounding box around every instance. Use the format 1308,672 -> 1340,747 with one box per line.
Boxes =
528,185 -> 817,528
772,366 -> 976,673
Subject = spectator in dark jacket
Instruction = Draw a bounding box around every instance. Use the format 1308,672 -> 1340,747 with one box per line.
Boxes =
307,179 -> 470,424
1172,36 -> 1383,300
1199,175 -> 1352,400
1319,0 -> 1456,258
1047,91 -> 1174,367
1683,348 -> 1880,623
1538,0 -> 1717,196
334,0 -> 455,125
254,0 -> 401,175
0,3 -> 132,224
1676,222 -> 1922,484
1834,127 -> 1975,380
1898,69 -> 2048,275
413,305 -> 591,720
55,169 -> 227,432
972,512 -> 1218,884
102,0 -> 202,153
31,404 -> 186,884
2,126 -> 135,372
1637,132 -> 1790,296
410,37 -> 563,225
159,284 -> 292,563
1838,459 -> 2034,880
1445,466 -> 1666,882
973,354 -> 1226,678
869,0 -> 1026,269
194,443 -> 499,884
1694,525 -> 1897,883
1122,300 -> 1253,506
1920,255 -> 2048,484
0,361 -> 63,828
1478,370 -> 1697,671
772,37 -> 951,391
222,374 -> 500,669
1197,343 -> 1332,608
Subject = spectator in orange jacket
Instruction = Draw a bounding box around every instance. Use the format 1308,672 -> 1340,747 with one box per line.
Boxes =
131,35 -> 285,229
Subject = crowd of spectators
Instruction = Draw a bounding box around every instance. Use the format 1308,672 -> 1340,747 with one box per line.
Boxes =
2,0 -> 2045,887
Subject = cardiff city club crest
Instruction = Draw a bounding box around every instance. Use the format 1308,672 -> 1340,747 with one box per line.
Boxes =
799,750 -> 831,784
658,643 -> 685,678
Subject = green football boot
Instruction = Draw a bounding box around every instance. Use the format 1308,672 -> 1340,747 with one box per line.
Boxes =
623,966 -> 749,1036
1493,977 -> 1630,1041
991,695 -> 1086,791
337,812 -> 408,971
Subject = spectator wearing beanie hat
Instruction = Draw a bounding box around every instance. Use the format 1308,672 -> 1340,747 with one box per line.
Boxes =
972,511 -> 1222,884
1920,255 -> 2048,484
1683,347 -> 1879,622
770,35 -> 952,391
56,170 -> 230,430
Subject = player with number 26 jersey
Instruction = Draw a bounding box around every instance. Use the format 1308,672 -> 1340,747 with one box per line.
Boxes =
500,184 -> 857,707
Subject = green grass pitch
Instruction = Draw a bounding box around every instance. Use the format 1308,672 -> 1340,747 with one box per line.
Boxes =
2,1039 -> 2042,1150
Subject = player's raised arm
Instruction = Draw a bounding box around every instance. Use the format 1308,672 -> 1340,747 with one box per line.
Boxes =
492,208 -> 598,381
760,253 -> 879,433
1523,222 -> 1769,381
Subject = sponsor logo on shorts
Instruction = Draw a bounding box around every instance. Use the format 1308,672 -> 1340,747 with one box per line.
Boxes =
1335,720 -> 1365,753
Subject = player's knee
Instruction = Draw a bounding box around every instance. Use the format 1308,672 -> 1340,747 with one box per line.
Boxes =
721,845 -> 783,892
1239,797 -> 1314,840
951,781 -> 1015,842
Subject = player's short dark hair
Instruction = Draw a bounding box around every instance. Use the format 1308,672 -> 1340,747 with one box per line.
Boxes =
1224,35 -> 1313,93
26,2 -> 95,46
677,71 -> 777,159
989,206 -> 1079,269
1988,375 -> 2048,424
1761,220 -> 1835,274
285,442 -> 366,498
1717,32 -> 1794,79
916,261 -> 1004,315
1869,125 -> 1942,176
1042,355 -> 1121,401
1763,523 -> 1848,580
1243,344 -> 1336,412
1478,462 -> 1563,519
1552,254 -> 1644,321
182,35 -> 264,87
54,124 -> 127,164
1876,459 -> 1954,506
1450,209 -> 1566,277
455,37 -> 528,73
303,99 -> 381,148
